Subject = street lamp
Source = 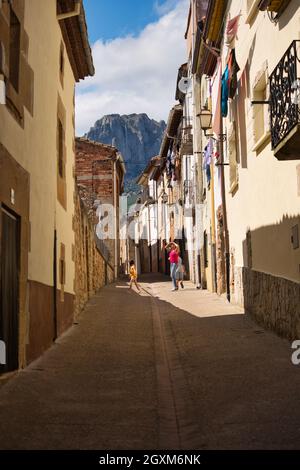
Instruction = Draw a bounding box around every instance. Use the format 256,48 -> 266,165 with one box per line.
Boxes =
198,107 -> 227,144
161,190 -> 168,204
198,107 -> 213,136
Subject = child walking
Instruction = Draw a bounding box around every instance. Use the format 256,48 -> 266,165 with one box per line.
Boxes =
176,255 -> 185,289
129,260 -> 141,292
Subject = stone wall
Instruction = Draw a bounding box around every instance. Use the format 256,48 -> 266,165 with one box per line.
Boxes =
74,188 -> 114,320
233,266 -> 300,340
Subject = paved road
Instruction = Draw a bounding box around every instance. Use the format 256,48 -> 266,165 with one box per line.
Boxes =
0,274 -> 300,449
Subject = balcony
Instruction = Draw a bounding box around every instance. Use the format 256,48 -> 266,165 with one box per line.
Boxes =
183,179 -> 194,205
180,116 -> 193,156
270,40 -> 300,160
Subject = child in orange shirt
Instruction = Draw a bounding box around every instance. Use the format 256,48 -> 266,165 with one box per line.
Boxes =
129,260 -> 141,292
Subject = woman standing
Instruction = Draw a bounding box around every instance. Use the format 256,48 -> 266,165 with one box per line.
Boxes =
165,242 -> 179,291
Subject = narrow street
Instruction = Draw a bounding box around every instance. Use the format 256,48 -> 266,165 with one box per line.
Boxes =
0,275 -> 300,450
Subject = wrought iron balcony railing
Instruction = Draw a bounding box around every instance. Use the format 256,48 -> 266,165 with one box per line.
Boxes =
179,116 -> 193,155
269,40 -> 300,160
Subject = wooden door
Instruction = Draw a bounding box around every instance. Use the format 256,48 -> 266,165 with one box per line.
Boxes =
0,207 -> 20,372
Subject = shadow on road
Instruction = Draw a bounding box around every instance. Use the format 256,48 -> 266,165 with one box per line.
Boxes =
0,274 -> 298,450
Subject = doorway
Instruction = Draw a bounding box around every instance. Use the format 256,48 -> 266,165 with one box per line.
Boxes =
0,206 -> 20,372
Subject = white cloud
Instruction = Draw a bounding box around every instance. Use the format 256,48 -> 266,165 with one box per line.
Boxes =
75,0 -> 189,136
154,0 -> 182,15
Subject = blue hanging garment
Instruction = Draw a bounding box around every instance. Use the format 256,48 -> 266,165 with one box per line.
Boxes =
221,65 -> 229,117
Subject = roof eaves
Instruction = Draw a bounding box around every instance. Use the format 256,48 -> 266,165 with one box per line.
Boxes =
58,0 -> 95,81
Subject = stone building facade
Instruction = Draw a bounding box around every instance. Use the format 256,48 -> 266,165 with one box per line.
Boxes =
73,187 -> 114,320
0,0 -> 94,373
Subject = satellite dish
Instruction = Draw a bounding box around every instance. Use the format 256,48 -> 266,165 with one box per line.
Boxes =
178,77 -> 192,94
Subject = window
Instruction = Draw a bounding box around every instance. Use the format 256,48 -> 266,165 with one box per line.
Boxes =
57,95 -> 67,209
228,122 -> 239,193
59,42 -> 64,86
9,7 -> 21,92
252,66 -> 270,152
0,41 -> 5,73
203,231 -> 208,268
59,243 -> 66,302
58,118 -> 64,178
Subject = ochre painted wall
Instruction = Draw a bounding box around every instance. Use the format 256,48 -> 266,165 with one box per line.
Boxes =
0,0 -> 80,365
222,0 -> 300,284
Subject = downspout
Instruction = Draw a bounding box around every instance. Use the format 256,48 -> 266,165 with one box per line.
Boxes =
191,0 -> 202,288
210,149 -> 217,292
113,156 -> 118,280
135,213 -> 140,275
219,105 -> 231,302
208,78 -> 217,293
148,203 -> 152,273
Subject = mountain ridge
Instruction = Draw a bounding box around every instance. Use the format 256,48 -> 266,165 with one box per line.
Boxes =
84,113 -> 166,192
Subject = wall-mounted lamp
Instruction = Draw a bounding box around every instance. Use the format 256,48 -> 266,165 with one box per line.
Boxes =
198,107 -> 227,142
161,190 -> 168,204
198,107 -> 213,136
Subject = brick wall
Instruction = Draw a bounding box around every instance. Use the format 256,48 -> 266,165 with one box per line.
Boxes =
75,138 -> 124,275
74,187 -> 114,319
75,138 -> 116,208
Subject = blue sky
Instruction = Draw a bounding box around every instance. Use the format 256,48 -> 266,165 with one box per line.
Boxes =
77,0 -> 189,135
83,0 -> 162,43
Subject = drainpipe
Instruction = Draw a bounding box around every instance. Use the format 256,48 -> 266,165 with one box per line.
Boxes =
208,78 -> 217,293
210,155 -> 217,292
113,157 -> 118,280
219,113 -> 231,302
191,0 -> 202,288
57,0 -> 81,20
148,202 -> 152,273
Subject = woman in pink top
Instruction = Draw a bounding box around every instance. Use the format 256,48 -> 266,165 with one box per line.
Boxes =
165,242 -> 179,291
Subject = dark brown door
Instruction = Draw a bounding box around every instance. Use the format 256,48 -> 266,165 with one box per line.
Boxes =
0,207 -> 20,373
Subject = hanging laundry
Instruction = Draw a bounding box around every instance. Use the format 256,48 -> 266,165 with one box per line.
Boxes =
228,49 -> 240,99
166,146 -> 173,177
212,60 -> 222,135
174,155 -> 181,181
206,165 -> 211,189
203,138 -> 213,189
221,49 -> 240,117
225,15 -> 240,45
221,65 -> 229,117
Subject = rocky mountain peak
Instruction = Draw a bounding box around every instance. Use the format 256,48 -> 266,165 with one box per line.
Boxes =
84,113 -> 166,192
